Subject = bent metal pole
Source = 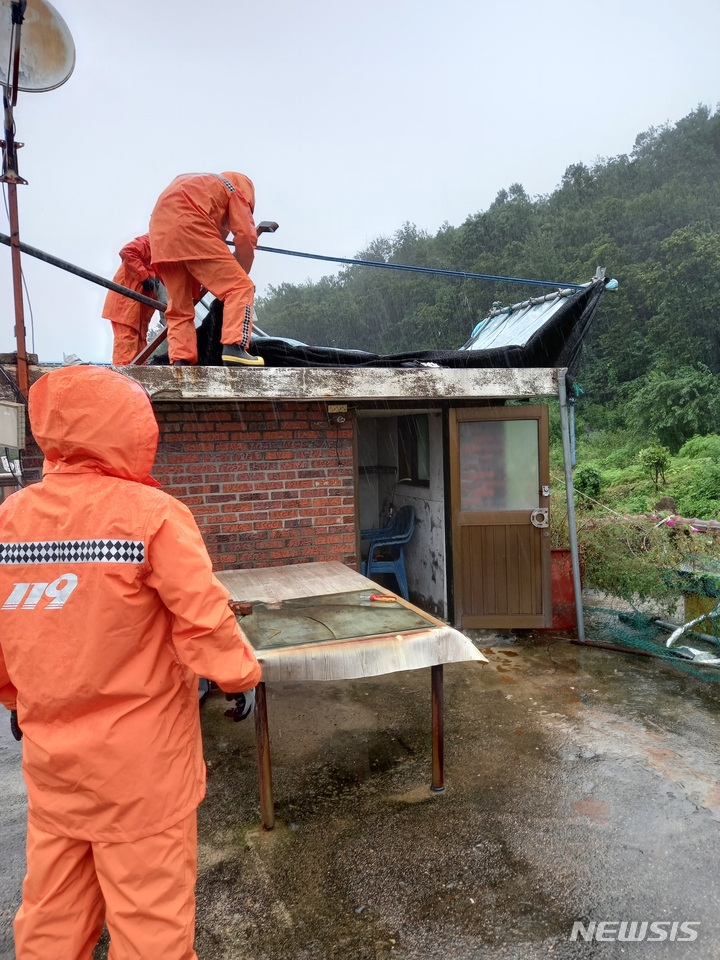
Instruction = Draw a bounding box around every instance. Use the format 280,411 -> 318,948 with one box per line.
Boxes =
0,231 -> 165,311
558,370 -> 586,642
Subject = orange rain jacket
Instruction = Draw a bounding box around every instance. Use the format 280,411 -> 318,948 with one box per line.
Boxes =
149,172 -> 257,275
0,367 -> 261,843
102,234 -> 157,330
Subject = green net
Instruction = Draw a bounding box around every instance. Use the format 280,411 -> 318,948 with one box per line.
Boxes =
583,606 -> 720,683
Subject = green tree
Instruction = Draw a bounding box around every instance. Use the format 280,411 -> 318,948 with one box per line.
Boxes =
638,445 -> 671,488
626,365 -> 720,452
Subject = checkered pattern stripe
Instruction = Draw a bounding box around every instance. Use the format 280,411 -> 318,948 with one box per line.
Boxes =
213,174 -> 235,193
0,539 -> 145,565
241,303 -> 252,348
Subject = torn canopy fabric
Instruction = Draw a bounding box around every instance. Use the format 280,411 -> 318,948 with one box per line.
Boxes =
153,279 -> 606,371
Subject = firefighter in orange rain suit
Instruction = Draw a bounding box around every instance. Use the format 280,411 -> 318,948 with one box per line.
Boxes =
0,366 -> 261,960
149,171 -> 264,367
102,233 -> 159,365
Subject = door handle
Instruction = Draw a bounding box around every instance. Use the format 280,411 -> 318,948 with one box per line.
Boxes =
530,508 -> 549,529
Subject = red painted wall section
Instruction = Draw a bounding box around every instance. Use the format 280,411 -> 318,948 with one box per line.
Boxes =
152,402 -> 357,570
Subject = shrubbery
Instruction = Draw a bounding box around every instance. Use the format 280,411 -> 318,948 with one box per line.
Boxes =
638,444 -> 671,488
678,434 -> 720,460
674,462 -> 720,518
574,465 -> 603,500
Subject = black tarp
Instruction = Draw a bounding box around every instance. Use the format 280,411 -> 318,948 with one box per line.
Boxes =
152,279 -> 606,373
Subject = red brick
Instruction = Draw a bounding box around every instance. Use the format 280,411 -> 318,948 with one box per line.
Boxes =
146,400 -> 357,568
265,450 -> 295,461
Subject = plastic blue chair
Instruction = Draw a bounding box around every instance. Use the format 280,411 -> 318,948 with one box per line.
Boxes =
361,505 -> 415,600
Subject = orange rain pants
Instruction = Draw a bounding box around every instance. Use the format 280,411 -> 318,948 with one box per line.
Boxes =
110,318 -> 150,365
15,812 -> 198,960
158,257 -> 255,363
149,173 -> 257,363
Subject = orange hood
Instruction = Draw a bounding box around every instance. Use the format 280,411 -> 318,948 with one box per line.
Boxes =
29,366 -> 160,486
222,171 -> 255,213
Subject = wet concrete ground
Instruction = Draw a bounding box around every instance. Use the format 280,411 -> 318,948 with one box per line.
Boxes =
0,722 -> 25,960
4,634 -> 720,958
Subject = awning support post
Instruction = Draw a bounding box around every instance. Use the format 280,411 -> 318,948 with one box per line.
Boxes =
558,370 -> 585,642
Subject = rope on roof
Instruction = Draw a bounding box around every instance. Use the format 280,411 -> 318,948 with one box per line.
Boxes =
250,243 -> 587,291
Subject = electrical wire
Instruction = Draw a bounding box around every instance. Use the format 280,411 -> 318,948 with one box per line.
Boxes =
2,445 -> 24,487
20,265 -> 35,352
250,243 -> 587,291
0,362 -> 25,403
0,365 -> 27,490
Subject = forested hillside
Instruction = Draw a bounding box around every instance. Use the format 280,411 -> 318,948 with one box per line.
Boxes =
257,106 -> 720,451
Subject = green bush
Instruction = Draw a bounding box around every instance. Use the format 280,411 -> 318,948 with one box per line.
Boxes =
678,434 -> 720,460
674,462 -> 720,519
638,444 -> 671,488
577,519 -> 679,605
574,465 -> 603,500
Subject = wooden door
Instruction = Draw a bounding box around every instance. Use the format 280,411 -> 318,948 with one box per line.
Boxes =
449,406 -> 551,629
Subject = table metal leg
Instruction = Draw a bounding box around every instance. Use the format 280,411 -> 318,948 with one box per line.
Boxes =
431,664 -> 445,792
254,682 -> 275,829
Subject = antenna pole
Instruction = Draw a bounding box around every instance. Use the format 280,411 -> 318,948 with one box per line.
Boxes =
7,182 -> 28,393
2,0 -> 28,396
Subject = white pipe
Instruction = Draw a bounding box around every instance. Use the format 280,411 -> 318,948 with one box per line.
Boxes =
558,372 -> 585,642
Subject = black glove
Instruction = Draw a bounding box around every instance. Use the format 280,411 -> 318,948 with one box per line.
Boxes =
224,688 -> 256,722
141,277 -> 155,293
10,709 -> 22,741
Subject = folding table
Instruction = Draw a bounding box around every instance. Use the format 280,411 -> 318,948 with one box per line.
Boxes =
216,561 -> 486,829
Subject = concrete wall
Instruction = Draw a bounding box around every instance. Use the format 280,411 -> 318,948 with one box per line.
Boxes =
356,413 -> 446,617
357,418 -> 402,531
393,413 -> 446,617
357,424 -> 380,531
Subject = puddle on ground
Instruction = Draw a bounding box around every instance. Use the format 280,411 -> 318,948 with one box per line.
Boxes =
572,798 -> 611,823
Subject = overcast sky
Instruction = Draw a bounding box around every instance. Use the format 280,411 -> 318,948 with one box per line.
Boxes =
1,0 -> 719,362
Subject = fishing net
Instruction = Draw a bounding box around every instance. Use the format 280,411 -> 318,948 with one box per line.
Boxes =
583,606 -> 720,683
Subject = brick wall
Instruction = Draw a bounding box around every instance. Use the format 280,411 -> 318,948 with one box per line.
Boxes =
153,401 -> 357,570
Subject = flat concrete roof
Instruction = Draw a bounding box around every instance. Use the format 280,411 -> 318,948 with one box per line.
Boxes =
1,364 -> 561,402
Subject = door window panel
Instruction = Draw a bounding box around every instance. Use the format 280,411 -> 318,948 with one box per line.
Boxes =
459,420 -> 539,511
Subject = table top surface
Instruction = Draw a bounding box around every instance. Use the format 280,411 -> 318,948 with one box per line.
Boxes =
235,589 -> 439,651
217,561 -> 372,606
216,562 -> 485,681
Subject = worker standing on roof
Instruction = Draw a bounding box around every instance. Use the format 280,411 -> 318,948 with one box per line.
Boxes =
0,366 -> 261,959
149,172 -> 264,367
102,233 -> 159,365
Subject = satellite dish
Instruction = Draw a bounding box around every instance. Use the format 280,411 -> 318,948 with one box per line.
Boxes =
0,0 -> 75,93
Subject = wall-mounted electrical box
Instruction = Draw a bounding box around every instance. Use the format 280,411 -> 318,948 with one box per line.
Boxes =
0,401 -> 26,450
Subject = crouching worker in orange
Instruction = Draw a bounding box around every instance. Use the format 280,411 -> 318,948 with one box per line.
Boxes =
0,366 -> 261,960
102,233 -> 159,365
149,172 -> 264,367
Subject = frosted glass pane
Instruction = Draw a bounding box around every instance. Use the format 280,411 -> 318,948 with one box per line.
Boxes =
459,420 -> 539,511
